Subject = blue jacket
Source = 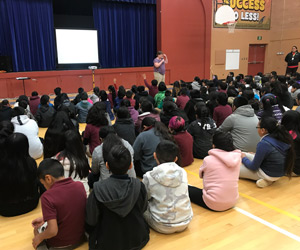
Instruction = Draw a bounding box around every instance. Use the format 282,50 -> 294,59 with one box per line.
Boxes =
242,135 -> 290,177
104,100 -> 115,121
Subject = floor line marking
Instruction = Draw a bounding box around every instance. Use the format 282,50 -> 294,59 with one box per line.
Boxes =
185,169 -> 300,222
238,192 -> 300,222
234,207 -> 300,242
185,169 -> 199,178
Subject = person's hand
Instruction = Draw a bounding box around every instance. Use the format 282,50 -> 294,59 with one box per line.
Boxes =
142,74 -> 146,79
241,153 -> 246,158
163,54 -> 167,57
32,234 -> 43,249
113,78 -> 117,84
32,217 -> 44,229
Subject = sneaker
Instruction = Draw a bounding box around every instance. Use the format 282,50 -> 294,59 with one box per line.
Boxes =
256,179 -> 274,188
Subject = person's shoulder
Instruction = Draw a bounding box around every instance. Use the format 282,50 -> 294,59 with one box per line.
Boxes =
189,120 -> 198,126
93,143 -> 103,155
121,138 -> 133,148
184,130 -> 193,138
213,105 -> 221,112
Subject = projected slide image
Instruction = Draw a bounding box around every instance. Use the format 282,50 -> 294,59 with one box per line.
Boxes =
55,29 -> 99,64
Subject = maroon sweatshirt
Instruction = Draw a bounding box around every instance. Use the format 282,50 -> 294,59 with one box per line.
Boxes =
173,131 -> 194,167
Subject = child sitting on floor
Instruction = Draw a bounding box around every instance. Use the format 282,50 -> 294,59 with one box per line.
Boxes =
168,116 -> 194,167
143,140 -> 193,234
188,131 -> 241,211
86,144 -> 149,250
32,159 -> 86,249
240,117 -> 294,188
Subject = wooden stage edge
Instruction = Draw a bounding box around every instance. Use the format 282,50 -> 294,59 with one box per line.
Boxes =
0,67 -> 171,99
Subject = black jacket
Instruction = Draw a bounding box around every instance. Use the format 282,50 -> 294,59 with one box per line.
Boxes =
0,106 -> 12,122
293,132 -> 300,175
86,175 -> 149,250
134,91 -> 154,110
184,98 -> 204,122
113,118 -> 136,145
35,105 -> 56,128
187,117 -> 216,159
285,51 -> 300,67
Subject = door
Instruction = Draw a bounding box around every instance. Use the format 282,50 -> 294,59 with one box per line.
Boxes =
248,44 -> 266,76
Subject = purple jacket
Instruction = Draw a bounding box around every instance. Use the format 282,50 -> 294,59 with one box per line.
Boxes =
128,106 -> 139,124
256,104 -> 283,122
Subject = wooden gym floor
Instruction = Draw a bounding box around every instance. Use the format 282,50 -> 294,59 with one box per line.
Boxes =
1,123 -> 300,249
1,96 -> 300,249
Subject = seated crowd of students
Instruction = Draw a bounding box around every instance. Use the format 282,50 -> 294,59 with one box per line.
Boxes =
0,71 -> 300,249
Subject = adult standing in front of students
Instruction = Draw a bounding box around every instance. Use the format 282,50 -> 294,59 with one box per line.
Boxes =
154,51 -> 168,83
285,46 -> 300,75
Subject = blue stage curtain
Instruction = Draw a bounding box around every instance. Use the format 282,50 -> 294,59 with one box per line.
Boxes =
101,0 -> 156,3
93,0 -> 156,68
0,0 -> 56,72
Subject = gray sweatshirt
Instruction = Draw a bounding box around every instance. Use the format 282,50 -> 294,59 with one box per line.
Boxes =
218,104 -> 260,152
91,139 -> 136,181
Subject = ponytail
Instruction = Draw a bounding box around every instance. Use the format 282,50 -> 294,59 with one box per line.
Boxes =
260,117 -> 295,177
195,102 -> 209,129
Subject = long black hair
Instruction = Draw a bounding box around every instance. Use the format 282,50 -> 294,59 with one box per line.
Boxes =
99,90 -> 108,102
43,111 -> 76,158
86,102 -> 109,127
195,102 -> 210,129
0,121 -> 14,158
281,111 -> 300,146
57,130 -> 90,179
118,86 -> 126,98
93,87 -> 100,97
260,117 -> 295,177
141,117 -> 175,143
0,133 -> 37,201
281,111 -> 300,133
108,85 -> 117,101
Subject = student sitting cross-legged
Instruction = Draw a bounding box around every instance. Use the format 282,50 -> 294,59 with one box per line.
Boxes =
188,131 -> 241,211
32,159 -> 86,250
86,144 -> 150,250
240,117 -> 295,188
143,140 -> 193,234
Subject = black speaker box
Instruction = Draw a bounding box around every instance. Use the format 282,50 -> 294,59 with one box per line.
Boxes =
0,56 -> 13,72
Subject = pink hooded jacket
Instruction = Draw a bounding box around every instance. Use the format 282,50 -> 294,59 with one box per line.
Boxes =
199,149 -> 241,211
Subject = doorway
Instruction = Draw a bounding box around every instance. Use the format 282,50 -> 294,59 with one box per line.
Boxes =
248,44 -> 266,76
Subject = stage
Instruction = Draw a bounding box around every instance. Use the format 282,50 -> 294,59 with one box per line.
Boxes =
0,67 -> 171,98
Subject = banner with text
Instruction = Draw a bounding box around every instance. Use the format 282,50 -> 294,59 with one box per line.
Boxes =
213,0 -> 272,30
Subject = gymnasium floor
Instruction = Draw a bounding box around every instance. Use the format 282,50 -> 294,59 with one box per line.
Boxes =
1,95 -> 300,249
1,124 -> 300,249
